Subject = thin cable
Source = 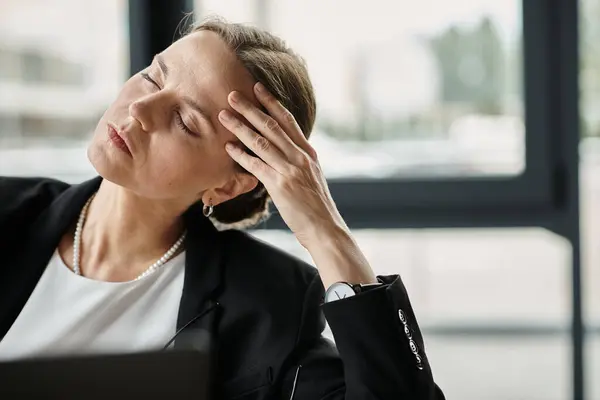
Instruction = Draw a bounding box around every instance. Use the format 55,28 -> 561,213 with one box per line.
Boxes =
289,364 -> 302,400
162,301 -> 220,350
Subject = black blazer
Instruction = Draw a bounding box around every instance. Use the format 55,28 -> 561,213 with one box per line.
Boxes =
0,176 -> 445,399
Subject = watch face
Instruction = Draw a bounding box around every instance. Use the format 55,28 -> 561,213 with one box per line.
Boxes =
325,283 -> 356,302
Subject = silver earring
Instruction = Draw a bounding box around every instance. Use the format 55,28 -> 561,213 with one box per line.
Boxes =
203,200 -> 214,217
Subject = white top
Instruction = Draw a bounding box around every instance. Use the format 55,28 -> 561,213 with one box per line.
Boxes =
0,250 -> 186,361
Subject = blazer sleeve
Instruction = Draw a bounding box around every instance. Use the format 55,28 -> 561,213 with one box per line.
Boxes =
278,273 -> 445,399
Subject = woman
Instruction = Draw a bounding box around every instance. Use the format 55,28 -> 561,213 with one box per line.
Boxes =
0,18 -> 444,399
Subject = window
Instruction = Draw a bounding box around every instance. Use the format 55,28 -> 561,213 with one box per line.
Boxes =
580,0 -> 600,397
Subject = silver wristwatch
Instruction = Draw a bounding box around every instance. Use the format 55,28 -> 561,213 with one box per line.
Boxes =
324,281 -> 382,303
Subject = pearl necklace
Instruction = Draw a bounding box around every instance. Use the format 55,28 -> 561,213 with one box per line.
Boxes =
73,194 -> 187,281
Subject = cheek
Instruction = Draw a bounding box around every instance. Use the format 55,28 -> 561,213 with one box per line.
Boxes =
191,145 -> 233,179
152,140 -> 233,188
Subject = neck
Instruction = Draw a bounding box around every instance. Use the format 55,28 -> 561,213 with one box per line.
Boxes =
76,180 -> 188,281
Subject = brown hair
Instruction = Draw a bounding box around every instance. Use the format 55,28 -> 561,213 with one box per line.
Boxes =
185,17 -> 316,229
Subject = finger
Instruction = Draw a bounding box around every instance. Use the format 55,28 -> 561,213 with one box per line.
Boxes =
227,91 -> 301,161
253,82 -> 315,158
219,109 -> 289,174
225,142 -> 274,183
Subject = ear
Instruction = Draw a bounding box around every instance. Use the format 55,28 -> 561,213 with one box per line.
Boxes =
202,172 -> 259,206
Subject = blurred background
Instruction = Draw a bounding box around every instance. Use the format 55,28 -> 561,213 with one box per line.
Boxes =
0,0 -> 598,399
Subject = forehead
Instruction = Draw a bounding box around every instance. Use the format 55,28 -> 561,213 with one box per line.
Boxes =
161,30 -> 257,113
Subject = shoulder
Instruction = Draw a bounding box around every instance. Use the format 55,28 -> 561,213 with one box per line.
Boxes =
219,228 -> 320,290
0,176 -> 71,205
0,175 -> 71,220
0,176 -> 71,242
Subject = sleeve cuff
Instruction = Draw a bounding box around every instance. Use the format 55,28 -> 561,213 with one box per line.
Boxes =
321,274 -> 430,373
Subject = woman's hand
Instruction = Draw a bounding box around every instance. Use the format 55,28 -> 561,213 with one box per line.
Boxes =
219,83 -> 339,248
219,83 -> 376,288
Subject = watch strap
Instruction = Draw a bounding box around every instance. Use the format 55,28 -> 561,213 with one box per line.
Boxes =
352,282 -> 384,294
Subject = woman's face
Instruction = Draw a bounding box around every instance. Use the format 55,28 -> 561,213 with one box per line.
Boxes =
88,30 -> 259,207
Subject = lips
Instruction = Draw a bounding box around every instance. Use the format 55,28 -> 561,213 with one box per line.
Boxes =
107,123 -> 132,156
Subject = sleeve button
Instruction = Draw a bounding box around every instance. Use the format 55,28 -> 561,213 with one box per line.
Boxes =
398,309 -> 407,323
409,340 -> 418,354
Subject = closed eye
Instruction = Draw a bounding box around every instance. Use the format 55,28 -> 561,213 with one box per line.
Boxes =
140,71 -> 199,137
175,110 -> 198,136
141,72 -> 160,89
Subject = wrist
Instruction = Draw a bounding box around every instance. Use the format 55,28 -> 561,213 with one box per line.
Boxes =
305,224 -> 377,289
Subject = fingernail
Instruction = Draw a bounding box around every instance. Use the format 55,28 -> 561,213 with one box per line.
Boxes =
219,110 -> 233,121
255,82 -> 265,94
230,91 -> 241,104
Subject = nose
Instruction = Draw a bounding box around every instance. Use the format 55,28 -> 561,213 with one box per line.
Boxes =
128,98 -> 154,132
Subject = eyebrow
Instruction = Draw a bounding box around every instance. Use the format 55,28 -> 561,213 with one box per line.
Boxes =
156,55 -> 169,78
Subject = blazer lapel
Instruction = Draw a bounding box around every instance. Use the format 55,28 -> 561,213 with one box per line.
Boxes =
0,177 -> 102,340
174,202 -> 225,349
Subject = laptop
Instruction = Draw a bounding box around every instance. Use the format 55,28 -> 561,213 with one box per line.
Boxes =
0,350 -> 210,399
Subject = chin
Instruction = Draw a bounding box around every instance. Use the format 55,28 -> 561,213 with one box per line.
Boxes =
86,136 -> 131,188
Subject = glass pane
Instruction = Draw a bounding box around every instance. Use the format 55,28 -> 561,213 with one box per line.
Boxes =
580,0 -> 600,396
0,0 -> 128,182
582,143 -> 600,400
429,336 -> 569,400
196,0 -> 524,178
581,152 -> 600,324
252,228 -> 570,399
